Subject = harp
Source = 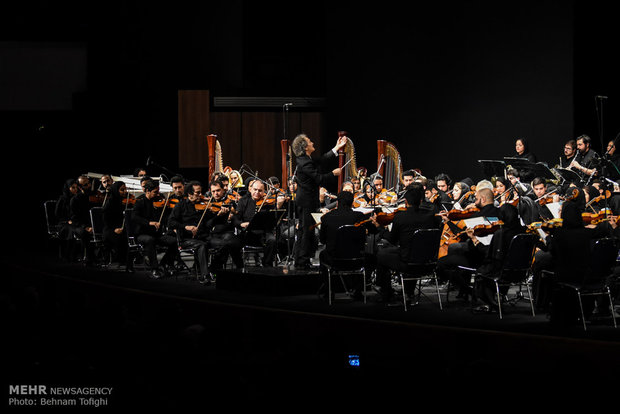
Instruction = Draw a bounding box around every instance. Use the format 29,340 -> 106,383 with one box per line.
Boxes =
207,133 -> 224,179
377,139 -> 403,192
281,139 -> 293,188
337,131 -> 358,190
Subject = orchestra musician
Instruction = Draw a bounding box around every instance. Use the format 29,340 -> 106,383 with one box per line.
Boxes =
69,175 -> 96,265
231,179 -> 279,267
435,173 -> 452,195
374,184 -> 442,303
436,187 -> 500,298
558,139 -> 577,168
101,181 -> 129,269
204,179 -> 244,272
318,191 -> 379,299
55,178 -> 79,261
514,137 -> 537,163
570,134 -> 599,180
166,180 -> 213,282
471,203 -> 527,313
131,179 -> 177,278
291,132 -> 346,270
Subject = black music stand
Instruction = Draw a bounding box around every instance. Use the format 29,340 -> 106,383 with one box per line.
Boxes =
520,162 -> 557,181
477,160 -> 506,179
552,167 -> 582,186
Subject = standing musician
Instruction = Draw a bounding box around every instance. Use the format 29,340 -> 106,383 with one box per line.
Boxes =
291,132 -> 346,270
166,180 -> 213,282
374,184 -> 442,302
69,175 -> 96,265
570,134 -> 599,180
131,179 -> 177,278
55,178 -> 79,261
231,179 -> 279,267
204,179 -> 244,271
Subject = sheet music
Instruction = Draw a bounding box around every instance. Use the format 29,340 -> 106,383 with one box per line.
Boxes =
311,213 -> 322,226
460,216 -> 499,246
545,202 -> 562,219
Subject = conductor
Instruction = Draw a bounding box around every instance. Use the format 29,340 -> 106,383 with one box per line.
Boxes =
292,133 -> 347,269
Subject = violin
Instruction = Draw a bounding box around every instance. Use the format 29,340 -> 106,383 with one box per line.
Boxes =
466,220 -> 504,237
582,208 -> 613,225
89,192 -> 107,204
442,207 -> 480,221
153,197 -> 177,209
354,206 -> 407,227
587,190 -> 612,207
122,193 -> 137,206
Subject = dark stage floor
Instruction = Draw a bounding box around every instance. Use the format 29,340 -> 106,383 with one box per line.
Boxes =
4,249 -> 620,406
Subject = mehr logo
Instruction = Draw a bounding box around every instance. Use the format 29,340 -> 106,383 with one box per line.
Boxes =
8,385 -> 47,395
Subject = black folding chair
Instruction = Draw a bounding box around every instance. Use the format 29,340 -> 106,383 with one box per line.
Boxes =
322,225 -> 367,305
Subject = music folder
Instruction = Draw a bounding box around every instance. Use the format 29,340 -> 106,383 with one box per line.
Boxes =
477,160 -> 506,179
247,210 -> 281,233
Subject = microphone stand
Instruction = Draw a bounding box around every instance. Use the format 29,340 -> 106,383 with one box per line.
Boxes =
284,166 -> 298,270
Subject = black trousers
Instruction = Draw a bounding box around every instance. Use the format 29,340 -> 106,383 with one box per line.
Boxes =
375,245 -> 411,295
137,233 -> 176,270
295,205 -> 317,266
209,232 -> 244,269
245,230 -> 277,267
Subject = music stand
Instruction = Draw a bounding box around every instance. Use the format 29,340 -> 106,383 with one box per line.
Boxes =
552,167 -> 582,185
477,160 -> 506,179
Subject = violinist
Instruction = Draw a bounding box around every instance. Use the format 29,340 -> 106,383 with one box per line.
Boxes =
375,184 -> 442,303
436,187 -> 500,297
291,132 -> 346,269
319,191 -> 379,298
101,181 -> 129,269
55,178 -> 79,261
506,168 -> 532,198
203,180 -> 244,271
434,173 -> 452,194
166,180 -> 214,282
69,175 -> 96,265
530,177 -> 559,221
169,176 -> 186,204
231,179 -> 278,267
471,203 -> 527,313
132,179 -> 177,278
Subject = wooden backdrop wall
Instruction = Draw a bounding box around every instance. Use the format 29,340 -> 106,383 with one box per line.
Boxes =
178,90 -> 325,181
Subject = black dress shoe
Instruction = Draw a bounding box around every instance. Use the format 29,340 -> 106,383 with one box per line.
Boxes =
149,268 -> 164,279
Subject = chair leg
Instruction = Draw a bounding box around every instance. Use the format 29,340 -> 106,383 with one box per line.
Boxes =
362,270 -> 367,304
401,275 -> 407,311
526,284 -> 536,316
434,273 -> 443,310
577,291 -> 587,331
328,270 -> 332,306
495,281 -> 503,319
607,289 -> 617,328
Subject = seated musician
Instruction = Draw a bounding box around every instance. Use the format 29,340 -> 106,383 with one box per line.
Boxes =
558,139 -> 577,169
533,200 -> 618,326
529,177 -> 560,221
375,184 -> 442,302
169,175 -> 186,204
101,181 -> 129,269
434,173 -> 452,195
69,175 -> 96,265
230,179 -> 279,267
506,168 -> 532,198
204,179 -> 244,271
318,191 -> 378,299
370,174 -> 397,206
570,134 -> 599,180
436,187 -> 500,298
165,180 -> 214,282
132,179 -> 177,278
55,178 -> 79,260
471,204 -> 527,313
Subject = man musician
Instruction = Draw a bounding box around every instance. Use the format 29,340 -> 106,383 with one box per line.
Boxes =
570,134 -> 600,181
231,179 -> 283,267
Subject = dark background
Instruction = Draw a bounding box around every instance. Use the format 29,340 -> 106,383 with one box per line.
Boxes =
1,0 -> 619,249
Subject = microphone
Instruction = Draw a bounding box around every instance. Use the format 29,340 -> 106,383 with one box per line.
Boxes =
596,95 -> 608,99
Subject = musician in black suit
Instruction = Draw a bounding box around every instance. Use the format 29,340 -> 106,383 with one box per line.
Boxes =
570,134 -> 599,180
132,179 -> 177,278
375,184 -> 442,301
318,190 -> 378,298
291,133 -> 347,269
